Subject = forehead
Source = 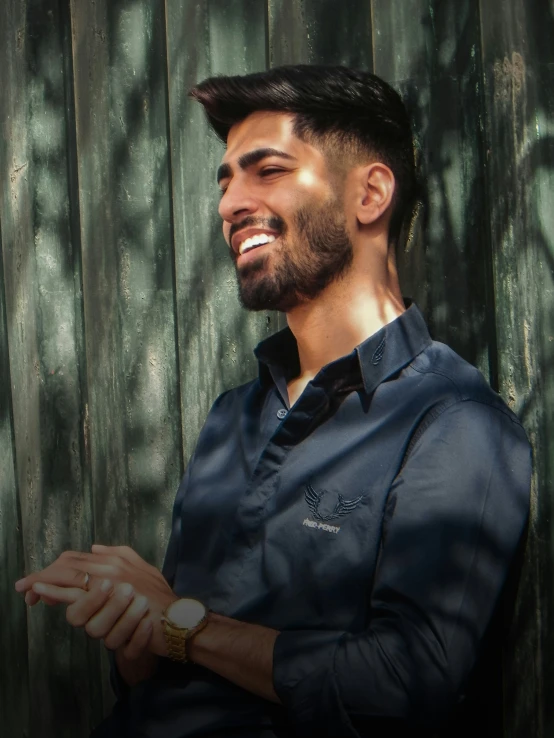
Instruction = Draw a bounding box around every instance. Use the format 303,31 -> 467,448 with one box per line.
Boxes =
222,111 -> 314,164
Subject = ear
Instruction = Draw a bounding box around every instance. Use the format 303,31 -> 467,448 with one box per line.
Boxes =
356,163 -> 395,226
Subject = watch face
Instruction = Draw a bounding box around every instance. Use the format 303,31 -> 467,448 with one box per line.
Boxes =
166,598 -> 206,628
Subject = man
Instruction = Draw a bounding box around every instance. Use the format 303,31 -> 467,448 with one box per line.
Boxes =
16,66 -> 531,738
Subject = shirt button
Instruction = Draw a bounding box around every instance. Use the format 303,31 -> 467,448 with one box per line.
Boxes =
276,408 -> 288,420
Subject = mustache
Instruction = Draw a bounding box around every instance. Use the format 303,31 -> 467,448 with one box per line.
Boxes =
229,215 -> 286,242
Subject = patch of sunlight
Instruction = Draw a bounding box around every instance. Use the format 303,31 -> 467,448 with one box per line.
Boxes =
116,1 -> 149,81
534,165 -> 554,266
438,36 -> 457,69
534,109 -> 554,140
35,169 -> 67,219
439,129 -> 472,249
29,96 -> 65,156
43,492 -> 62,557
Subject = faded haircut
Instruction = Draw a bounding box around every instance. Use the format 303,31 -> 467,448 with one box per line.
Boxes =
189,64 -> 418,246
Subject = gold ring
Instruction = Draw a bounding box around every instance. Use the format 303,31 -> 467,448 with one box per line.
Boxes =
83,572 -> 91,591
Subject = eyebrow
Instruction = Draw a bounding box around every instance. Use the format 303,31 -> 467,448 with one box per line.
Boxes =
216,147 -> 296,184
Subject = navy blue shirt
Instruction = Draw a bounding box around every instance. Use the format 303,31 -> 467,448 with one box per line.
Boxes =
98,302 -> 531,738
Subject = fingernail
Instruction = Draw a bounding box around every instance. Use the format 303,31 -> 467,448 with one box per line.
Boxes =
33,583 -> 46,594
100,579 -> 112,592
15,579 -> 26,592
121,583 -> 133,597
135,595 -> 148,612
25,592 -> 32,605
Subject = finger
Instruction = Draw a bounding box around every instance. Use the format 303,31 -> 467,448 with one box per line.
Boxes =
15,552 -> 89,591
81,582 -> 136,639
16,569 -> 81,593
102,594 -> 150,651
16,563 -> 114,593
25,589 -> 60,607
122,617 -> 153,660
40,595 -> 60,607
32,582 -> 84,604
15,576 -> 35,593
65,578 -> 114,627
25,590 -> 41,606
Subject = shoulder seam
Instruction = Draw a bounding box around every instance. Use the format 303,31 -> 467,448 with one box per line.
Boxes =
409,359 -> 464,399
409,361 -> 523,427
399,397 -> 524,474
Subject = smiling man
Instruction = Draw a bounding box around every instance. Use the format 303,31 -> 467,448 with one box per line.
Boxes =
16,66 -> 531,738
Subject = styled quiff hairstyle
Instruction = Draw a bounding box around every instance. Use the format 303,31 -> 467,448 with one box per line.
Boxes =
189,65 -> 418,246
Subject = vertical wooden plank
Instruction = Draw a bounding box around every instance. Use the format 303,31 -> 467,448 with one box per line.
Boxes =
479,2 -> 554,736
268,0 -> 373,69
371,0 -> 493,375
70,0 -> 183,718
70,0 -> 182,566
165,0 -> 271,464
0,217 -> 29,734
0,1 -> 100,735
0,8 -> 30,737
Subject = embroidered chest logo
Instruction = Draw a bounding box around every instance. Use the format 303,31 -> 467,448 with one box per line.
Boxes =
302,484 -> 364,534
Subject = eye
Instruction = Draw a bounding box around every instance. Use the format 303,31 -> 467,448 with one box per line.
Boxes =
259,167 -> 285,177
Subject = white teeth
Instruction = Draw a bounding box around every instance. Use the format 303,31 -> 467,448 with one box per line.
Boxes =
239,233 -> 276,255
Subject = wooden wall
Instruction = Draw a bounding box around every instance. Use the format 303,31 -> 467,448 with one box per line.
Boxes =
0,1 -> 552,735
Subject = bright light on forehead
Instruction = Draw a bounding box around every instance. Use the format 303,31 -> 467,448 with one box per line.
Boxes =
296,170 -> 317,187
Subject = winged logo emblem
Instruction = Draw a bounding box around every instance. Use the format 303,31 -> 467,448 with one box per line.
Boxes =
305,483 -> 364,522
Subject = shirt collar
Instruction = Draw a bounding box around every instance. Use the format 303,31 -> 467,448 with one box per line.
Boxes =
254,299 -> 432,396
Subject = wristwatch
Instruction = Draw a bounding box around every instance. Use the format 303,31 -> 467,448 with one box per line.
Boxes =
161,598 -> 208,662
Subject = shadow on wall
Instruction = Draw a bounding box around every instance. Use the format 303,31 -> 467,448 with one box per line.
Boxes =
2,0 -> 553,736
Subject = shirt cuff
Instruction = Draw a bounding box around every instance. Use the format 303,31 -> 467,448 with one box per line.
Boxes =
272,629 -> 357,737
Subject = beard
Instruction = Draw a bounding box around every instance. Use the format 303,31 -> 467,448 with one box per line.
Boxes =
230,193 -> 354,312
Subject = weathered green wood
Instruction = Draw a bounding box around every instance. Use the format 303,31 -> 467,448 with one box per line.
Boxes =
268,0 -> 373,69
479,2 -> 554,736
0,1 -> 99,735
165,0 -> 272,464
70,0 -> 181,556
70,0 -> 182,723
0,1 -> 550,735
371,0 -> 493,376
0,10 -> 30,737
0,217 -> 29,735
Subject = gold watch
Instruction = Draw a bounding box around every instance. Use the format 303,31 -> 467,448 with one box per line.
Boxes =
161,598 -> 208,662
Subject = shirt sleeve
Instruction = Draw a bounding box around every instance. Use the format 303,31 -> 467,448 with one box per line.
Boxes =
272,399 -> 531,736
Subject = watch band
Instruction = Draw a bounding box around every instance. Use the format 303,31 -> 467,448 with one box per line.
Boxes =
161,603 -> 209,663
164,622 -> 190,662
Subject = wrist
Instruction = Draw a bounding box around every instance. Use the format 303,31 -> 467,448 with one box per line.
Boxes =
186,610 -> 222,663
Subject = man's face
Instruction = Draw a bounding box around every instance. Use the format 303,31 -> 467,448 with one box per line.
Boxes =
217,112 -> 354,312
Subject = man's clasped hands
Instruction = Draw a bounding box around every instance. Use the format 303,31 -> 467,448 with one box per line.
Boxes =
14,545 -> 178,661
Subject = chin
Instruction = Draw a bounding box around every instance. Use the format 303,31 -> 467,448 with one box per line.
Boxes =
237,281 -> 300,313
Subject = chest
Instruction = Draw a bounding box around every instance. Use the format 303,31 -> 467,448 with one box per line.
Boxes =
173,386 -> 419,630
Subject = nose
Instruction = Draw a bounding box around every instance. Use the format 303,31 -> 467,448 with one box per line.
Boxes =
218,177 -> 259,225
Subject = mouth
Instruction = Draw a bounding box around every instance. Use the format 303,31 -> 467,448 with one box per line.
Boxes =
232,230 -> 280,263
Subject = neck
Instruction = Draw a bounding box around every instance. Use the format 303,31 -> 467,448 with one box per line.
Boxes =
286,254 -> 405,382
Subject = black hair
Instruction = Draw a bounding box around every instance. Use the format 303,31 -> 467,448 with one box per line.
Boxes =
189,64 -> 417,246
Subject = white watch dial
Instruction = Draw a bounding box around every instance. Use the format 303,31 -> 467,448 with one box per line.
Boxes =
166,598 -> 206,628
